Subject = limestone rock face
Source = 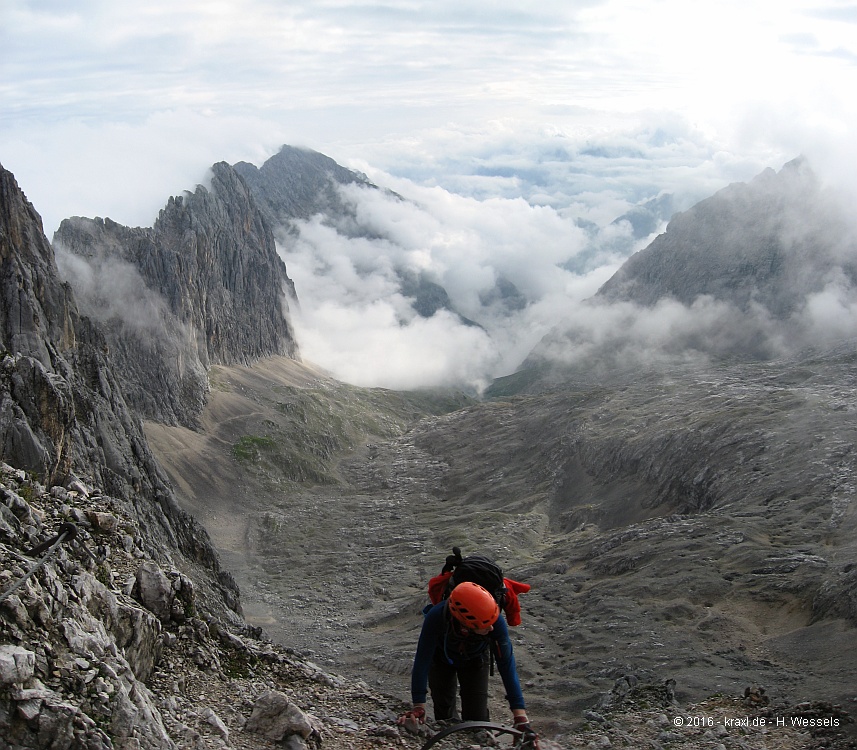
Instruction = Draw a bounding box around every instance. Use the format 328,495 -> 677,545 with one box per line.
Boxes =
134,561 -> 175,622
149,163 -> 299,366
0,466 -> 176,750
1,165 -> 78,481
0,166 -> 77,363
0,645 -> 35,684
0,161 -> 239,615
53,162 -> 299,428
1,460 -> 451,750
1,167 -> 121,489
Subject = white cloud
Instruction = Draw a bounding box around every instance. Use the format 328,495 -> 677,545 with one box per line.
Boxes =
292,302 -> 497,391
530,295 -> 792,375
801,273 -> 857,342
277,176 -> 606,390
339,114 -> 781,222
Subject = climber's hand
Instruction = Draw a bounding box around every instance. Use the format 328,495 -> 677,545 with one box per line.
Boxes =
397,705 -> 426,732
513,715 -> 541,749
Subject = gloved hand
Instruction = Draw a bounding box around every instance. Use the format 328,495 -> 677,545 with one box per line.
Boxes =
397,705 -> 426,732
513,715 -> 541,749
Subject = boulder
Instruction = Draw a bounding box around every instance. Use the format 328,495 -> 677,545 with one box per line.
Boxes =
245,689 -> 321,742
0,645 -> 35,684
134,561 -> 174,622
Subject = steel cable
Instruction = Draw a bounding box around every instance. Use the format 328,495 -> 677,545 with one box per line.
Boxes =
0,522 -> 78,606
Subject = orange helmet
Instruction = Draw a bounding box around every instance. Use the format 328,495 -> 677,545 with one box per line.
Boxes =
447,582 -> 500,628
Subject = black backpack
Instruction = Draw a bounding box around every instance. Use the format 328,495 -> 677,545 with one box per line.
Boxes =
433,547 -> 508,610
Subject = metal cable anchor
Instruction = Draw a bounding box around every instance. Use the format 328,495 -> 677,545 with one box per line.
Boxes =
0,522 -> 78,605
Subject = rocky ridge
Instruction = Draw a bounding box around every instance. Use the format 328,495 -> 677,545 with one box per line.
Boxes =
232,145 -> 379,232
1,163 -> 233,598
52,162 -> 299,428
596,157 -> 857,318
234,145 -> 501,325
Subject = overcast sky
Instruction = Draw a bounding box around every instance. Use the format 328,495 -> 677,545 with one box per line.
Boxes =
3,1 -> 857,389
2,0 -> 856,233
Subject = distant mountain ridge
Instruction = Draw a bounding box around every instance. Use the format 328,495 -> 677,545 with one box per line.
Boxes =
53,162 -> 299,427
235,145 -> 487,325
597,156 -> 856,315
233,144 -> 378,230
51,145 -> 397,427
493,157 -> 857,395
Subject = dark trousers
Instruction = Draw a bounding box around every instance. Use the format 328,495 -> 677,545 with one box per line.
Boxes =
428,651 -> 490,721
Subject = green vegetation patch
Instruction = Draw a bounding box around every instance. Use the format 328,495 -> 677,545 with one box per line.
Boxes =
232,435 -> 277,462
229,381 -> 475,488
231,433 -> 336,484
221,647 -> 260,679
207,366 -> 232,393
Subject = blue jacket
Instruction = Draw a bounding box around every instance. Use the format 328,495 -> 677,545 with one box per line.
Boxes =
411,601 -> 526,710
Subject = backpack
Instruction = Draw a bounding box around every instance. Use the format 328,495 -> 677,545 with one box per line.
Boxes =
427,547 -> 530,626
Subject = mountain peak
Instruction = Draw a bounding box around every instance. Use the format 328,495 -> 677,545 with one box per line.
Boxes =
596,157 -> 855,318
233,144 -> 376,228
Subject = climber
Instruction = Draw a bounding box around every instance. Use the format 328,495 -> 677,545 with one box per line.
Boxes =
398,581 -> 540,747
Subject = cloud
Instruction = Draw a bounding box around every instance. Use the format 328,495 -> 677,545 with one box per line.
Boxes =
277,176 -> 614,390
53,246 -> 168,332
530,296 -> 790,375
278,135 -> 857,392
531,270 -> 857,379
2,1 -> 592,128
339,114 -> 779,223
800,272 -> 857,342
292,302 -> 497,391
522,166 -> 857,380
272,108 -> 857,390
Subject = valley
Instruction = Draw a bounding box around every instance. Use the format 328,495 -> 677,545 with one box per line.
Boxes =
145,352 -> 857,738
